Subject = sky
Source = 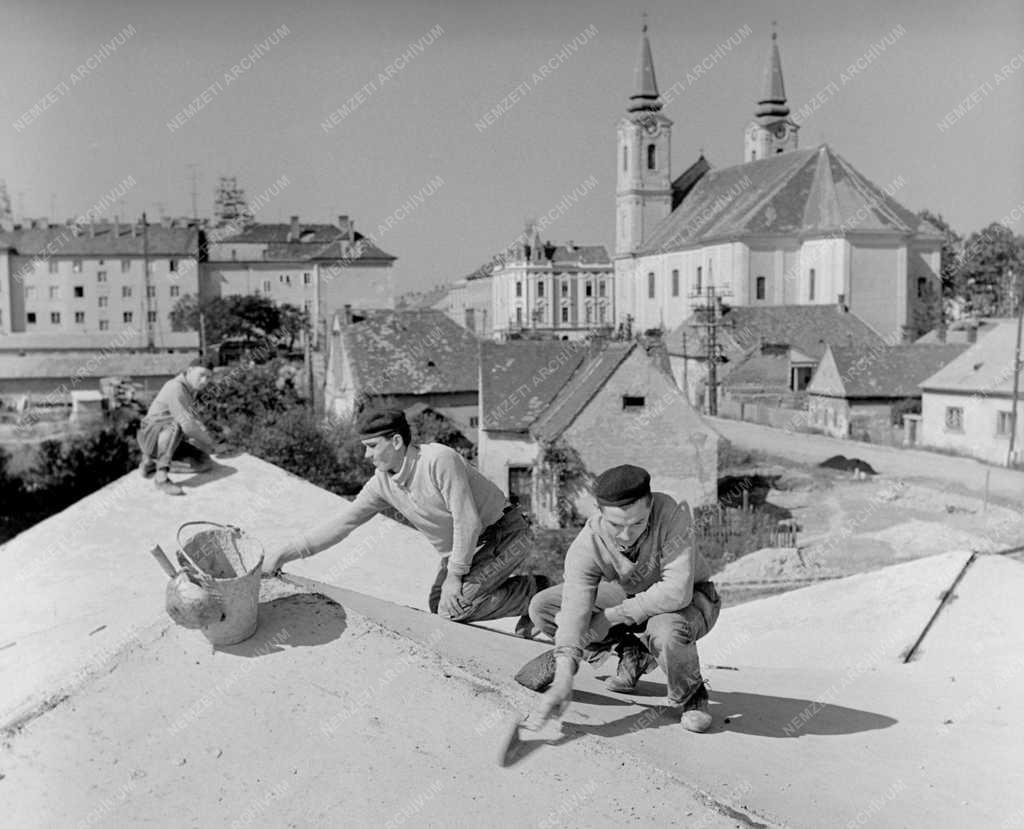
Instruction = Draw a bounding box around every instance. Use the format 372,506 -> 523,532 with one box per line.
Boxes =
2,0 -> 1022,295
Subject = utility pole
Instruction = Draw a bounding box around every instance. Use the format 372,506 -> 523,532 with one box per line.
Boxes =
199,309 -> 207,359
691,283 -> 731,415
142,212 -> 154,350
1007,269 -> 1023,467
681,331 -> 689,403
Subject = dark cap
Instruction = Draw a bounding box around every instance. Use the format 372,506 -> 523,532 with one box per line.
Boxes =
357,408 -> 409,439
189,357 -> 215,371
594,464 -> 651,507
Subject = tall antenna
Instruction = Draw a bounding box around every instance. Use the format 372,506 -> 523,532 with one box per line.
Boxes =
186,164 -> 199,222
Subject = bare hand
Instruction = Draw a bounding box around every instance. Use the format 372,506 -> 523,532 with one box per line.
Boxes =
439,572 -> 469,618
262,545 -> 300,577
534,674 -> 573,725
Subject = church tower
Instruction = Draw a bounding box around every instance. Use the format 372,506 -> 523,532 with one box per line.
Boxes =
616,22 -> 673,256
744,27 -> 799,162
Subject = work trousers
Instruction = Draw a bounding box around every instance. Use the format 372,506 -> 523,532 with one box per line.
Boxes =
137,421 -> 209,472
428,508 -> 535,623
529,580 -> 721,703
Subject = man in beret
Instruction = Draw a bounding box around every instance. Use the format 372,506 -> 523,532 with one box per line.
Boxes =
137,357 -> 222,496
262,408 -> 545,630
517,464 -> 721,733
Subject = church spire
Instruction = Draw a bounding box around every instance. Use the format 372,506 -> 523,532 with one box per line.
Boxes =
628,18 -> 662,113
755,24 -> 790,119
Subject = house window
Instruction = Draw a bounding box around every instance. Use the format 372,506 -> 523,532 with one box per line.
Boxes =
672,269 -> 679,297
508,466 -> 532,514
648,272 -> 655,299
996,410 -> 1012,436
585,281 -> 592,297
538,281 -> 545,298
74,311 -> 85,323
303,272 -> 312,285
121,259 -> 131,272
72,259 -> 82,273
48,260 -> 58,273
50,311 -> 61,324
756,275 -> 766,300
809,268 -> 816,301
647,144 -> 656,170
622,395 -> 646,411
148,311 -> 157,323
169,259 -> 178,272
598,280 -> 606,298
98,296 -> 108,308
147,285 -> 156,298
25,286 -> 36,299
99,319 -> 109,330
515,307 -> 523,324
561,281 -> 569,297
73,285 -> 84,298
27,312 -> 37,324
49,286 -> 60,300
123,311 -> 133,323
122,286 -> 132,298
944,406 -> 963,432
515,281 -> 522,298
917,277 -> 927,298
170,285 -> 180,297
97,271 -> 107,282
262,280 -> 272,293
469,416 -> 479,428
696,266 -> 702,294
561,306 -> 569,323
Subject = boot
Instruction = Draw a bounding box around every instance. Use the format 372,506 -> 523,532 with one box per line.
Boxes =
139,457 -> 156,478
604,635 -> 653,693
680,681 -> 712,733
514,575 -> 551,639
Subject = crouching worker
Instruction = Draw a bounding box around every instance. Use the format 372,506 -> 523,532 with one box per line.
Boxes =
517,464 -> 721,733
262,409 -> 547,632
137,358 -> 221,496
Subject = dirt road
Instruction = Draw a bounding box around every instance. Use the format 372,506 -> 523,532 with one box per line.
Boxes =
709,416 -> 1024,507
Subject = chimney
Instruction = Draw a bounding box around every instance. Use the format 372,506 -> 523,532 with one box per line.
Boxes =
338,214 -> 354,242
837,293 -> 846,312
288,215 -> 300,242
343,303 -> 353,325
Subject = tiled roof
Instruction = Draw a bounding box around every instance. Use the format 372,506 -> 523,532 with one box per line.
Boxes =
530,342 -> 635,442
0,351 -> 193,380
816,343 -> 970,398
723,348 -> 791,391
546,245 -> 611,266
214,223 -> 342,244
209,230 -> 395,263
340,309 -> 478,396
671,155 -> 711,210
480,340 -> 588,431
665,304 -> 884,362
641,145 -> 939,254
919,322 -> 1022,395
0,224 -> 199,256
0,331 -> 199,351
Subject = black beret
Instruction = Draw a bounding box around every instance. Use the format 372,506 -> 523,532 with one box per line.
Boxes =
594,464 -> 651,507
357,408 -> 408,438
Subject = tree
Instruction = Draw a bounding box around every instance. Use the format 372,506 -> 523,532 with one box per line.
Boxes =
0,179 -> 12,224
278,303 -> 310,351
918,210 -> 963,300
170,294 -> 283,347
213,176 -> 253,225
960,222 -> 1024,316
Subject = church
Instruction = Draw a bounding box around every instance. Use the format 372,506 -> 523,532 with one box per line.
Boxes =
614,25 -> 943,342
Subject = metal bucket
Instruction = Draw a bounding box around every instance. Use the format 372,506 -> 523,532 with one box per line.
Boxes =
177,521 -> 264,646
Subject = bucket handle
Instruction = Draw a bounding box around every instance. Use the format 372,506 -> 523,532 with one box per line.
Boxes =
176,520 -> 265,571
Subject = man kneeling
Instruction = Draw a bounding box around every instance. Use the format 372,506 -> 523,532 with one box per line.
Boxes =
520,464 -> 721,733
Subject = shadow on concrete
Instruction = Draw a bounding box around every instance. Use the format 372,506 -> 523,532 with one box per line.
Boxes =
709,690 -> 897,738
178,462 -> 238,488
217,593 -> 347,657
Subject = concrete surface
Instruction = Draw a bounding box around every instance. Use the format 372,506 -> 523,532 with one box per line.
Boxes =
709,416 -> 1024,506
3,455 -> 1023,828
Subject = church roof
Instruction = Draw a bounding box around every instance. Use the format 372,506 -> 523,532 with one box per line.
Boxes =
756,30 -> 790,121
628,24 -> 662,114
640,145 -> 939,254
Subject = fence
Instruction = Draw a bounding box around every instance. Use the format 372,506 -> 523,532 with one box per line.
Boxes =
693,503 -> 796,570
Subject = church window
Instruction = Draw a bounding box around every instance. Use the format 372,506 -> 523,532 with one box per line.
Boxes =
515,281 -> 522,298
585,281 -> 592,297
756,275 -> 766,300
648,272 -> 655,299
561,306 -> 569,323
598,305 -> 605,323
647,144 -> 656,170
585,305 -> 592,324
696,266 -> 702,294
622,146 -> 628,171
672,269 -> 679,297
537,281 -> 544,298
809,268 -> 816,300
598,280 -> 606,298
516,307 -> 523,324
